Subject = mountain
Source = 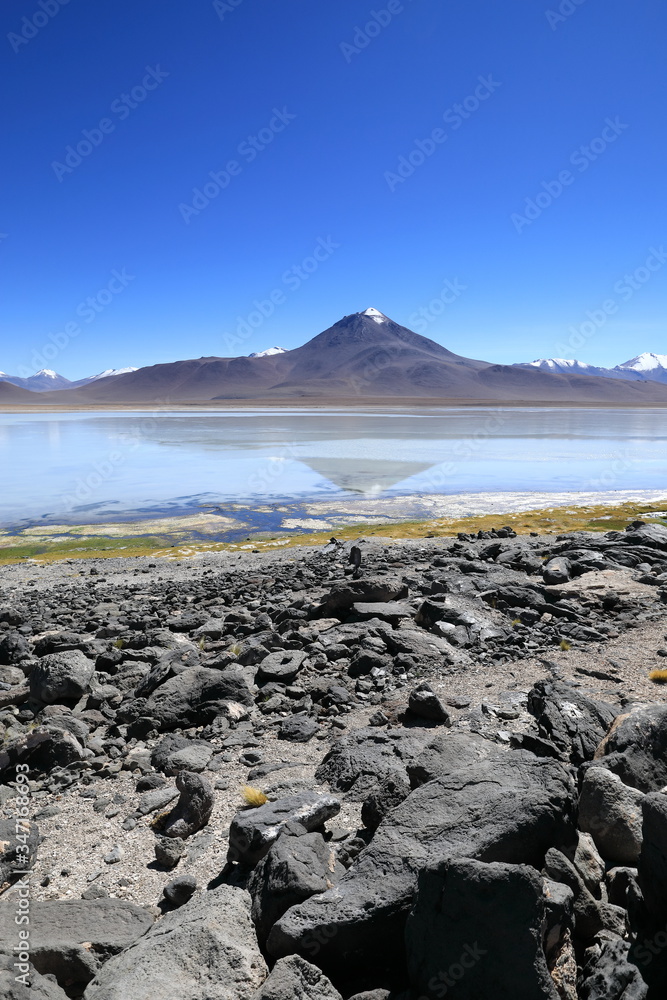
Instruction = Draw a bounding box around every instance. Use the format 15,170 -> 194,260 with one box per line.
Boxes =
4,310 -> 667,405
0,368 -> 73,391
515,354 -> 667,384
0,381 -> 44,403
69,367 -> 139,388
0,366 -> 138,392
515,358 -> 641,379
614,353 -> 667,384
248,348 -> 286,358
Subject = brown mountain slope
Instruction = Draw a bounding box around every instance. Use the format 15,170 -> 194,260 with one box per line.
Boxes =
10,309 -> 667,405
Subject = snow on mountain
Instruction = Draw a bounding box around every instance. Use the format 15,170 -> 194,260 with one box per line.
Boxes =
515,357 -> 645,381
522,358 -> 600,374
615,353 -> 667,376
248,347 -> 286,358
361,307 -> 388,324
85,367 -> 139,382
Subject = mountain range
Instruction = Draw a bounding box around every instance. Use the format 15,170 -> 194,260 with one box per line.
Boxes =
0,367 -> 138,392
1,310 -> 666,405
515,353 -> 667,384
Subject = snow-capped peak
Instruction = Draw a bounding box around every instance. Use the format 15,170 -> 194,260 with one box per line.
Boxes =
248,347 -> 286,358
87,367 -> 138,381
616,353 -> 667,373
34,368 -> 58,377
525,358 -> 595,372
361,307 -> 387,324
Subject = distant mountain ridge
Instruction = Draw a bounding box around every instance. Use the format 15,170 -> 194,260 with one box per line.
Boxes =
0,367 -> 138,392
515,353 -> 667,385
2,311 -> 666,405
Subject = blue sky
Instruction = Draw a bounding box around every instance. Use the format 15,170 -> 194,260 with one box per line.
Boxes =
1,0 -> 665,379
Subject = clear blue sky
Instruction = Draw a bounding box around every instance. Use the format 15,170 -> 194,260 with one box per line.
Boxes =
1,0 -> 665,379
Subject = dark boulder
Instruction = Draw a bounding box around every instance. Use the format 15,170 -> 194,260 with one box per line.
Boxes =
268,753 -> 576,974
228,792 -> 341,866
161,771 -> 214,840
248,830 -> 345,946
527,679 -> 618,766
595,704 -> 667,793
405,858 -> 560,1000
142,666 -> 253,730
29,650 -> 95,704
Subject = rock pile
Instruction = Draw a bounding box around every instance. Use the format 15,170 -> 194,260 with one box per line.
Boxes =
1,522 -> 667,996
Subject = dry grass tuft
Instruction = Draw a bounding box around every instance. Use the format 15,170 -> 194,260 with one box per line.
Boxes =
241,785 -> 268,808
649,669 -> 667,684
559,639 -> 572,651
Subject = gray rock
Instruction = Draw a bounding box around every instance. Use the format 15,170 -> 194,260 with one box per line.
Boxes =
248,831 -> 344,946
317,577 -> 408,618
544,848 -> 626,940
361,772 -> 411,831
595,704 -> 667,792
638,792 -> 667,923
279,715 -> 319,743
143,666 -> 253,731
257,651 -> 307,682
268,753 -> 576,972
406,859 -> 560,1000
0,955 -> 69,999
543,556 -> 571,584
527,679 -> 618,766
83,885 -> 267,1000
161,771 -> 214,839
0,898 -> 153,989
574,832 -> 606,899
154,835 -> 186,869
406,730 -> 492,787
315,726 -> 431,801
229,792 -> 341,866
581,933 -> 648,999
0,728 -> 84,778
136,784 -> 179,816
163,874 -> 197,906
407,682 -> 451,724
151,734 -> 213,775
250,955 -> 342,1000
30,650 -> 95,704
579,766 -> 644,865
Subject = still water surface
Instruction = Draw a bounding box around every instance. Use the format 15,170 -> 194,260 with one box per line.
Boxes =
1,407 -> 666,527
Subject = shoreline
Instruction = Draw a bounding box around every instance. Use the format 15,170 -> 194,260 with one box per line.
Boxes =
4,396 -> 667,412
1,491 -> 666,565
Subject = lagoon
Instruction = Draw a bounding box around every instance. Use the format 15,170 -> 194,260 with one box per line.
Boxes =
2,407 -> 666,530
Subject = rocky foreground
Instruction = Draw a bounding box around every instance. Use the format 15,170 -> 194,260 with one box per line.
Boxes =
2,521 -> 667,998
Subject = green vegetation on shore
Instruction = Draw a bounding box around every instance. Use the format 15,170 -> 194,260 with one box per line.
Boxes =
1,500 -> 665,566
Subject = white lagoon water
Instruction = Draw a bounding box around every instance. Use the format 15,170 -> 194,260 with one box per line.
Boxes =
2,407 -> 666,529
